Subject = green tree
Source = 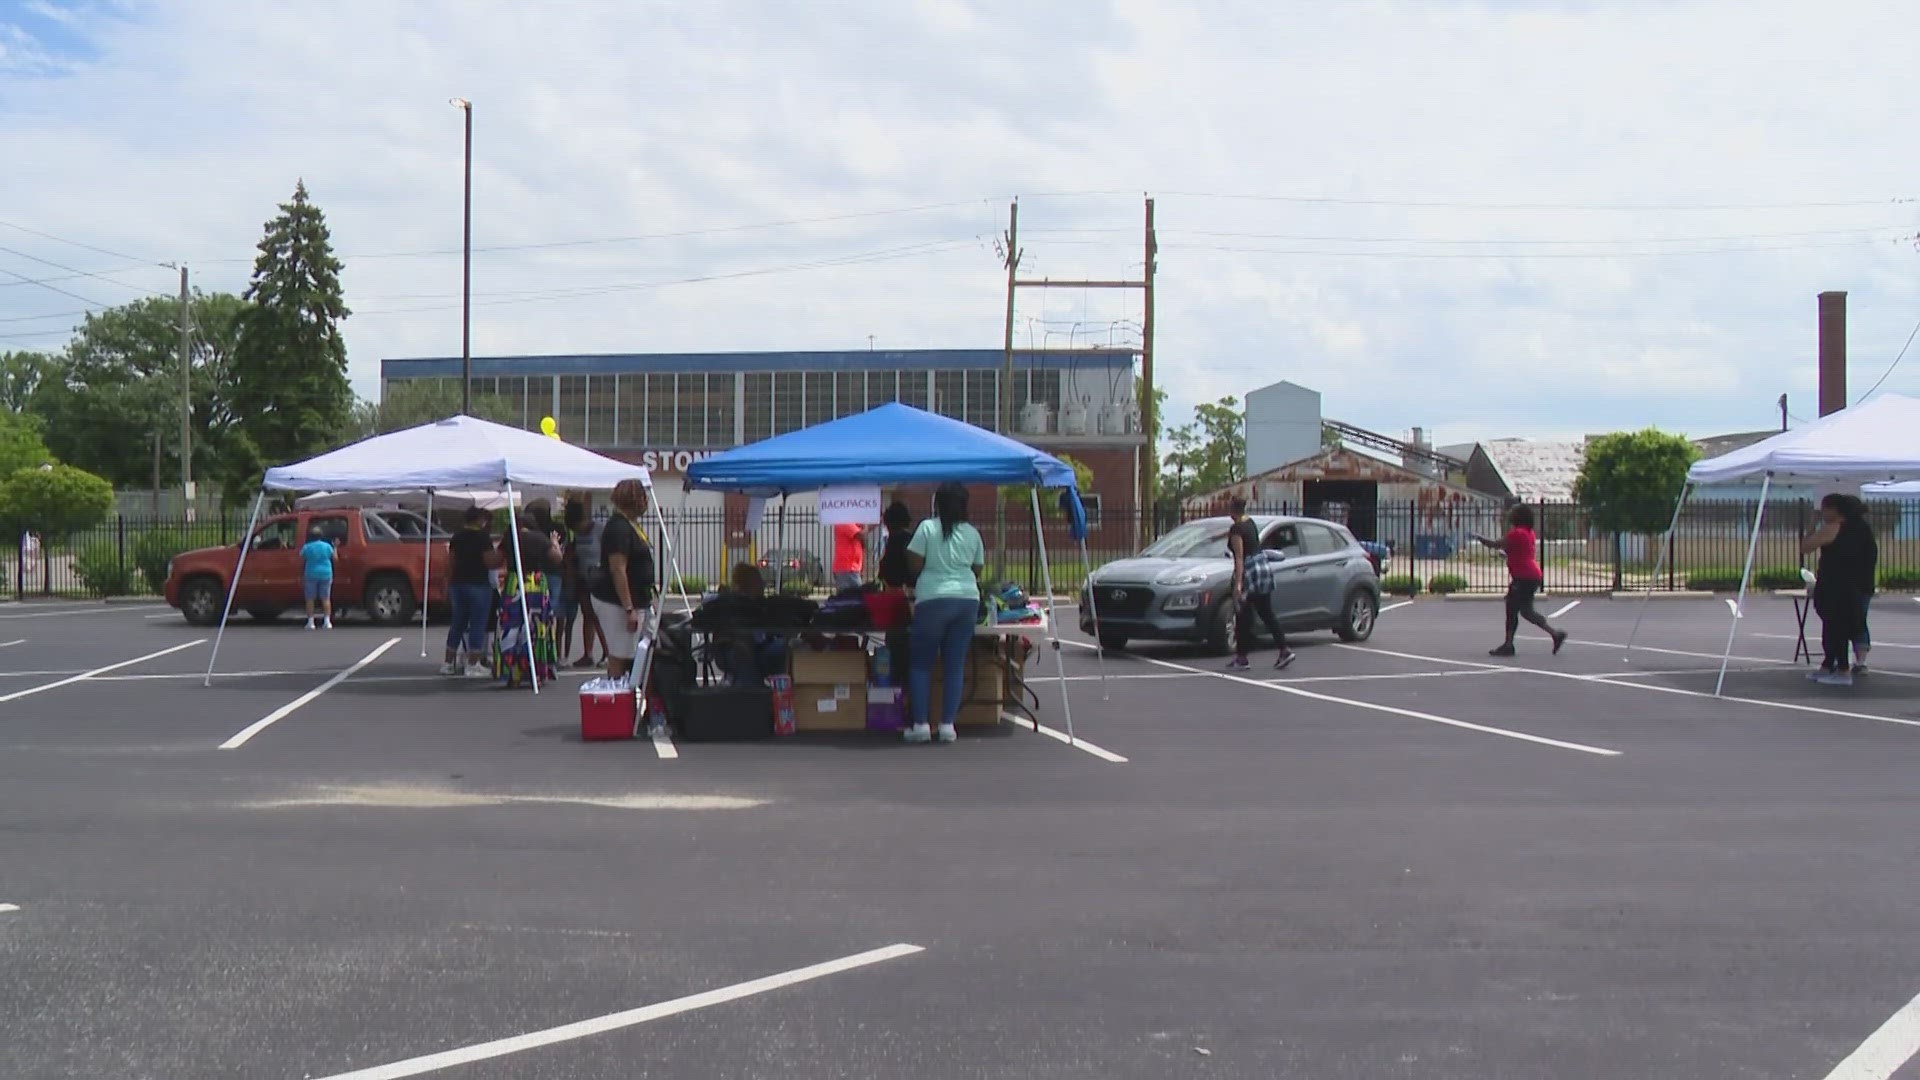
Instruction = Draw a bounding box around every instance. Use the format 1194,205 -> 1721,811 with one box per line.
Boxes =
1321,425 -> 1343,451
0,350 -> 58,414
0,463 -> 114,539
1000,453 -> 1096,513
0,410 -> 52,478
230,179 -> 352,469
1573,429 -> 1698,535
32,293 -> 250,488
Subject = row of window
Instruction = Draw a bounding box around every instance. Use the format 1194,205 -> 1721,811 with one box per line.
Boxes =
393,369 -> 1068,448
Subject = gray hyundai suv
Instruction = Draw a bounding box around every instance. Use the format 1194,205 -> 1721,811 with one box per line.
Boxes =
1080,515 -> 1382,654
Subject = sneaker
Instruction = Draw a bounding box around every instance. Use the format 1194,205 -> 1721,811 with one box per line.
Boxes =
322,619 -> 333,630
1488,644 -> 1517,657
464,663 -> 493,679
1226,656 -> 1251,672
439,661 -> 460,677
304,619 -> 316,630
1273,651 -> 1297,671
1816,671 -> 1855,687
1852,664 -> 1869,677
1551,631 -> 1568,655
1807,666 -> 1834,682
935,724 -> 958,743
903,723 -> 932,744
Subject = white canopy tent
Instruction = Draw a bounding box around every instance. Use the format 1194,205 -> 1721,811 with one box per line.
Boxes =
206,416 -> 692,696
1631,394 -> 1920,694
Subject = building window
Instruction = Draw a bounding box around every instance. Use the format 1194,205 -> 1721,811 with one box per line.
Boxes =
965,370 -> 997,430
587,375 -> 616,446
803,371 -> 834,427
865,370 -> 897,408
898,370 -> 929,410
933,370 -> 966,421
646,373 -> 676,445
676,373 -> 706,448
525,377 -> 554,429
617,375 -> 646,445
773,372 -> 803,434
1025,369 -> 1062,410
835,370 -> 862,419
557,375 -> 588,444
743,373 -> 773,442
498,376 -> 528,428
706,372 -> 736,447
468,376 -> 496,400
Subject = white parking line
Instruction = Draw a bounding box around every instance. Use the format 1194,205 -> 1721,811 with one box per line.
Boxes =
651,725 -> 678,759
0,903 -> 18,913
308,943 -> 924,1080
1550,599 -> 1581,619
0,640 -> 205,703
0,639 -> 22,648
1063,641 -> 1618,757
1025,672 -> 1204,684
1569,636 -> 1920,682
1334,642 -> 1920,732
0,604 -> 167,620
1753,633 -> 1920,652
1380,600 -> 1414,614
219,638 -> 401,749
1819,988 -> 1920,1080
1000,712 -> 1129,763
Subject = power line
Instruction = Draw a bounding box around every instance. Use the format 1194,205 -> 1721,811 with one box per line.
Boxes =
1170,223 -> 1912,245
0,219 -> 163,265
1161,237 -> 1893,260
0,264 -> 113,308
1859,315 -> 1920,400
1156,190 -> 1911,212
0,308 -> 91,324
0,245 -> 171,297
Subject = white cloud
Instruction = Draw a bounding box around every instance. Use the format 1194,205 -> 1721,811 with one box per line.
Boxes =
0,0 -> 1914,451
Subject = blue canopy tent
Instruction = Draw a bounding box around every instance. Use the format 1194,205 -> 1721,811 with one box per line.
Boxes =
687,403 -> 1104,740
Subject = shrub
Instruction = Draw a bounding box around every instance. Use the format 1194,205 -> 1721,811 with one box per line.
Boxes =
1380,574 -> 1421,597
1426,573 -> 1470,595
1879,570 -> 1920,592
133,530 -> 187,594
1684,567 -> 1802,592
73,542 -> 133,597
674,575 -> 707,595
780,577 -> 814,597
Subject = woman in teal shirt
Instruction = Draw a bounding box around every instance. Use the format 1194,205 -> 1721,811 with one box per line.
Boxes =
299,527 -> 336,630
904,482 -> 985,744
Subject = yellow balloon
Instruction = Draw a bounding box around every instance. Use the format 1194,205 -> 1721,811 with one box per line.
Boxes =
540,416 -> 560,440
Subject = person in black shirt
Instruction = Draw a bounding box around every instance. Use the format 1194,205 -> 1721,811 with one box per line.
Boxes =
442,507 -> 501,676
1225,497 -> 1292,672
877,500 -> 917,589
588,478 -> 656,681
1802,492 -> 1874,686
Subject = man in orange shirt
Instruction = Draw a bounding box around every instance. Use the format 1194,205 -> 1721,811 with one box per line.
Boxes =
832,522 -> 867,591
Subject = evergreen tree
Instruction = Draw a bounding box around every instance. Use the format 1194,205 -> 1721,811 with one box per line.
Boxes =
229,179 -> 352,471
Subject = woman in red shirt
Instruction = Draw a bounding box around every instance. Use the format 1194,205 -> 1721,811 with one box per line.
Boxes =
1476,504 -> 1567,657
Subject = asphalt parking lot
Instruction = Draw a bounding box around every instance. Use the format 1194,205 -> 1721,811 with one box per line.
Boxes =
6,594 -> 1920,1079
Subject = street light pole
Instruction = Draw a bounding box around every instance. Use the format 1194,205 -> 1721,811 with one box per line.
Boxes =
451,97 -> 473,415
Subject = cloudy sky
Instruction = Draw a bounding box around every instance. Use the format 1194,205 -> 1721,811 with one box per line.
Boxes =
1,0 -> 1915,448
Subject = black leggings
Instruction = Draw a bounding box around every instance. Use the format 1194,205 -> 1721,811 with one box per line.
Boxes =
1816,588 -> 1862,670
1504,579 -> 1554,640
1235,592 -> 1287,655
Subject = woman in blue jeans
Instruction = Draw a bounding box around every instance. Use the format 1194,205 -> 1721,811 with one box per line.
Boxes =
904,482 -> 985,744
442,507 -> 502,677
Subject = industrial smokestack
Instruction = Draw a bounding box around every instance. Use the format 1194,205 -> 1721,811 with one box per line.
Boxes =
1819,291 -> 1847,416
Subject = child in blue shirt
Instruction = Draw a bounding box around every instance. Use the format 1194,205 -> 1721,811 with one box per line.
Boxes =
300,528 -> 337,630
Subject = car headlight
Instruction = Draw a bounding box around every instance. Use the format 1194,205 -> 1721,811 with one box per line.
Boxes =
1156,570 -> 1211,588
164,559 -> 174,580
1162,590 -> 1208,612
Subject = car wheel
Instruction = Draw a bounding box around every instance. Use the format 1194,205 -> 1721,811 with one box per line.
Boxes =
363,573 -> 416,626
1205,599 -> 1237,655
179,576 -> 224,626
1097,630 -> 1130,652
1336,589 -> 1379,642
246,608 -> 284,623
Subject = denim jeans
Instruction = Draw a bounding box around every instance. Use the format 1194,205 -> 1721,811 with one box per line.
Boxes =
446,582 -> 493,655
908,597 -> 978,727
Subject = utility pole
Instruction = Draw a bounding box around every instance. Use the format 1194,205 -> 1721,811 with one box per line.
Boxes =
996,199 -> 1021,567
1140,197 -> 1157,542
452,97 -> 474,414
1778,393 -> 1789,432
178,264 -> 193,520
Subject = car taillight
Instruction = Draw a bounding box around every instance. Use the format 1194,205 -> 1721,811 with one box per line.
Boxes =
786,560 -> 800,569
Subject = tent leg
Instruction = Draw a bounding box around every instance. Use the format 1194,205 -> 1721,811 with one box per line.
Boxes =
421,489 -> 434,657
505,483 -> 539,695
775,496 -> 788,591
1715,474 -> 1771,697
1078,536 -> 1108,701
1030,489 -> 1071,741
1626,482 -> 1691,655
649,491 -> 695,616
204,490 -> 264,687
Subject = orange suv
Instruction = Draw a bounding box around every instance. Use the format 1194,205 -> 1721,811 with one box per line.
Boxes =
165,507 -> 451,626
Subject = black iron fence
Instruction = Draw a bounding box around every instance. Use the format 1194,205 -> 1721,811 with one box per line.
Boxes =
8,499 -> 1920,601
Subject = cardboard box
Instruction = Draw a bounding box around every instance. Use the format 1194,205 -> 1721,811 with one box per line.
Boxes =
794,681 -> 869,732
925,651 -> 1009,728
791,647 -> 868,687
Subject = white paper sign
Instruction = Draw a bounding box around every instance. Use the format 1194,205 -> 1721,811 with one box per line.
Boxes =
744,495 -> 767,533
818,485 -> 882,525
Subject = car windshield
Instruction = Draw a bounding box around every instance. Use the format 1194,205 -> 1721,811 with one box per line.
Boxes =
1141,522 -> 1230,559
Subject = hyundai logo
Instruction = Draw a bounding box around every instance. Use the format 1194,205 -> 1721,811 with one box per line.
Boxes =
1109,589 -> 1128,601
